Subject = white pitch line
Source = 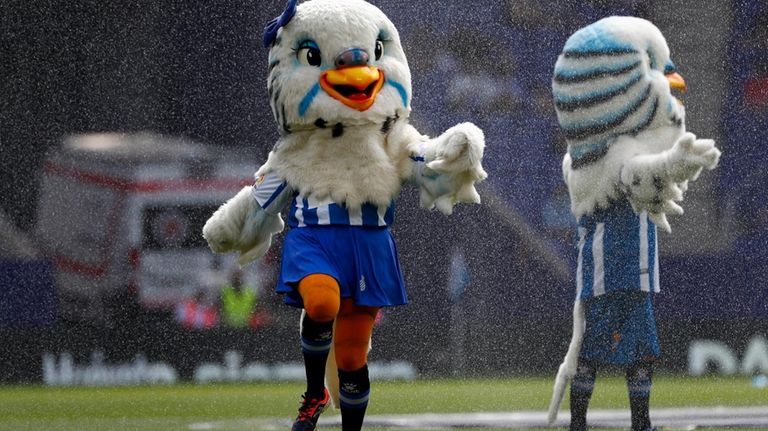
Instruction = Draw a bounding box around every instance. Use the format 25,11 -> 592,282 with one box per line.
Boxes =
317,407 -> 768,429
189,407 -> 768,430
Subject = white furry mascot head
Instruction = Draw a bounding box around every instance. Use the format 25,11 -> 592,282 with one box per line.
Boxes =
264,0 -> 412,134
553,16 -> 720,231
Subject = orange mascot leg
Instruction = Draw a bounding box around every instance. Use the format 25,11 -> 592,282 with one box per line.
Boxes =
334,298 -> 378,428
334,299 -> 378,371
295,273 -> 340,408
298,273 -> 340,323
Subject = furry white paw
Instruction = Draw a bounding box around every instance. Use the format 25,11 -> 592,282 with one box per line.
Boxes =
622,171 -> 685,233
425,122 -> 486,176
619,133 -> 721,233
203,187 -> 254,254
666,133 -> 721,182
202,186 -> 284,266
416,122 -> 487,215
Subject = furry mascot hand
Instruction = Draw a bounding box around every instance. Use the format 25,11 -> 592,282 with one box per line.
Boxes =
202,184 -> 287,266
416,122 -> 488,215
620,132 -> 721,232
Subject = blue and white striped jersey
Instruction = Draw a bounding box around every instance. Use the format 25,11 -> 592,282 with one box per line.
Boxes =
251,171 -> 395,228
575,198 -> 659,299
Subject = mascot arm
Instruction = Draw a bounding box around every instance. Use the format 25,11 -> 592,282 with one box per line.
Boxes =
394,122 -> 487,215
619,132 -> 720,232
202,170 -> 293,267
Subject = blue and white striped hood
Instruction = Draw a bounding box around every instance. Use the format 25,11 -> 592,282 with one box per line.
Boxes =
553,16 -> 685,169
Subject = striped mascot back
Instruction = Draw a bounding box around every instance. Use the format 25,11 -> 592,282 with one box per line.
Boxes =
552,16 -> 685,170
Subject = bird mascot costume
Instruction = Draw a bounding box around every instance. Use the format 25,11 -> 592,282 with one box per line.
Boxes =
545,17 -> 721,431
202,1 -> 487,430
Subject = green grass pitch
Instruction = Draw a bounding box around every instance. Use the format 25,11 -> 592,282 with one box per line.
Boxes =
0,375 -> 765,431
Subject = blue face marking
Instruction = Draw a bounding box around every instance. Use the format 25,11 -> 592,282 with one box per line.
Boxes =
299,82 -> 321,117
296,39 -> 319,51
385,78 -> 409,108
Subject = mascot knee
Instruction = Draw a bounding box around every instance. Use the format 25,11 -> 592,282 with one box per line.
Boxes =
299,274 -> 341,323
334,339 -> 370,372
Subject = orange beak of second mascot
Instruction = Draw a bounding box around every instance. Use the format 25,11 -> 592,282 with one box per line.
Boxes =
665,71 -> 686,94
320,48 -> 385,112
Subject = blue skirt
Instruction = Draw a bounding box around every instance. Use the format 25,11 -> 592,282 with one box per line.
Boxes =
580,290 -> 660,365
277,225 -> 408,308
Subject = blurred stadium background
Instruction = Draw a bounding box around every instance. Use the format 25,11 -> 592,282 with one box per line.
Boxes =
1,0 -> 767,397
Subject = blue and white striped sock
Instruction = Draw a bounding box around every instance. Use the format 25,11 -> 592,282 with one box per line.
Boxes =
339,365 -> 370,431
301,315 -> 333,398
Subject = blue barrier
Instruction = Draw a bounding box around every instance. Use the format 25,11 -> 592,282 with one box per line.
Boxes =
0,260 -> 57,327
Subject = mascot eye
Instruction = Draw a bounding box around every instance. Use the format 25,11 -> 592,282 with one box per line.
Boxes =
375,40 -> 384,60
297,45 -> 322,67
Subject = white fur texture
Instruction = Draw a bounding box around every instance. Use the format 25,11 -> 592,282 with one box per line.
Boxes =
202,186 -> 285,266
620,132 -> 720,231
563,125 -> 683,217
414,122 -> 488,214
258,125 -> 405,210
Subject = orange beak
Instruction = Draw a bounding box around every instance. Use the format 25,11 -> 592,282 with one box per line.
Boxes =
320,66 -> 385,111
666,72 -> 687,94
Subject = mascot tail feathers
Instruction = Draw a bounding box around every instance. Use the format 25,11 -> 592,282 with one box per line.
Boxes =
547,300 -> 585,425
325,340 -> 341,408
323,326 -> 373,409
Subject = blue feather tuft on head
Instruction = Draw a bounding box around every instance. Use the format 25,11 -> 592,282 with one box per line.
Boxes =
263,0 -> 298,48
